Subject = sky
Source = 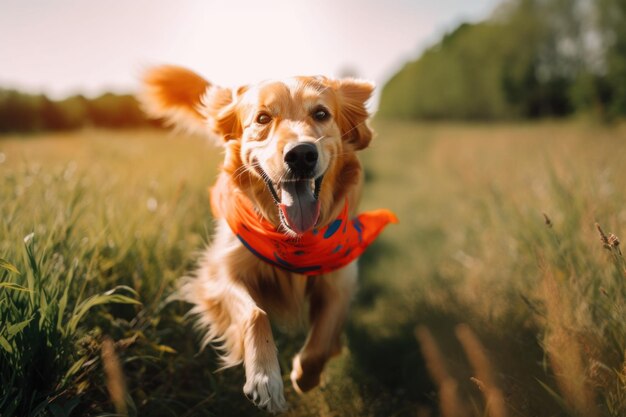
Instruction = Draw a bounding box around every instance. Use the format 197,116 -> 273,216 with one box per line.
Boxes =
0,0 -> 502,103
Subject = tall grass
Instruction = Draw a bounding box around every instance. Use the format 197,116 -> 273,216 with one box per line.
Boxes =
357,121 -> 626,417
1,123 -> 625,416
0,130 -> 221,416
0,236 -> 139,416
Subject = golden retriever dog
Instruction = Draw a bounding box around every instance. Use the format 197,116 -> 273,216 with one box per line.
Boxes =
140,66 -> 395,413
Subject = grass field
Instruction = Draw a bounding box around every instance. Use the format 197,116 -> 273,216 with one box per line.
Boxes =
1,121 -> 625,417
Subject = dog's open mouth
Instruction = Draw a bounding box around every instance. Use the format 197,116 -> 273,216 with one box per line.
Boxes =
257,165 -> 323,234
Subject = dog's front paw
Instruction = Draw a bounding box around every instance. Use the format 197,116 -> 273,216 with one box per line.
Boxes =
243,366 -> 287,414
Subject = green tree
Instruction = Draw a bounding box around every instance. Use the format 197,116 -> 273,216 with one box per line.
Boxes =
379,0 -> 626,121
597,0 -> 626,116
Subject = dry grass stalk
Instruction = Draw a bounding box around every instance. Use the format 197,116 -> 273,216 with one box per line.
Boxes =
455,324 -> 508,417
416,326 -> 449,386
542,213 -> 553,228
101,337 -> 129,416
438,378 -> 466,417
415,326 -> 469,417
470,376 -> 486,392
541,267 -> 599,417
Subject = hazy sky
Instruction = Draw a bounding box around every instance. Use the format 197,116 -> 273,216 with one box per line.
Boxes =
0,0 -> 502,101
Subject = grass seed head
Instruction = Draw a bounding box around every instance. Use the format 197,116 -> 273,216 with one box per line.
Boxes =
595,223 -> 610,248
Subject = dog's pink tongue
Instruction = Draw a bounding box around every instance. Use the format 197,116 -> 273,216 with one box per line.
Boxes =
279,180 -> 320,234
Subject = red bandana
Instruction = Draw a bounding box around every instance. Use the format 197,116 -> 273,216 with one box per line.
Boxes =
210,176 -> 398,275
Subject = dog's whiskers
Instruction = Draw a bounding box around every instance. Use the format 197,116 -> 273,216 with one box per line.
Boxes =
233,163 -> 255,183
232,164 -> 249,181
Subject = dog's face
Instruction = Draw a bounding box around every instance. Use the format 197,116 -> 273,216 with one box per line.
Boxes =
233,78 -> 364,234
141,66 -> 374,234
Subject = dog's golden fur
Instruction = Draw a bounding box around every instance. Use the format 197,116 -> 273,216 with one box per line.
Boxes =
140,66 -> 374,413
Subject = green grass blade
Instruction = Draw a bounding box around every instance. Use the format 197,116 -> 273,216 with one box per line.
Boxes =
103,285 -> 138,297
0,335 -> 13,353
39,291 -> 49,328
56,287 -> 70,333
61,356 -> 87,384
7,317 -> 34,337
0,258 -> 20,275
67,293 -> 141,334
0,283 -> 32,293
56,264 -> 76,333
536,378 -> 569,411
23,233 -> 37,305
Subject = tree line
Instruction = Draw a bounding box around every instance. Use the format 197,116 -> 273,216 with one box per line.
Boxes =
378,0 -> 626,120
0,89 -> 156,133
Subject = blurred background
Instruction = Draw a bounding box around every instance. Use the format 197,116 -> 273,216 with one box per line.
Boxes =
2,1 -> 626,417
3,0 -> 625,129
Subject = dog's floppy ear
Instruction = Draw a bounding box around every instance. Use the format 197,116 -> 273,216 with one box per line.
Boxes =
140,65 -> 239,141
201,84 -> 242,141
334,79 -> 375,151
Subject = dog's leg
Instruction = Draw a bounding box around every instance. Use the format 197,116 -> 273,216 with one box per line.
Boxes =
183,242 -> 287,413
242,306 -> 286,413
291,262 -> 358,393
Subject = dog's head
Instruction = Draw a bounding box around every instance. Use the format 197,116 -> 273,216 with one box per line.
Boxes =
141,66 -> 374,235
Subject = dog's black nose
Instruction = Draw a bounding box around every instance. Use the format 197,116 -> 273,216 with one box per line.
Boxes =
284,142 -> 318,176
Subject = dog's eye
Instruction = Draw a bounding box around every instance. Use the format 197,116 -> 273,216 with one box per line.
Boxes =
312,107 -> 330,122
256,113 -> 272,125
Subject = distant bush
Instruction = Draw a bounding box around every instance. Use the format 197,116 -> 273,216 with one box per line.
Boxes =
379,0 -> 626,120
0,89 -> 158,133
